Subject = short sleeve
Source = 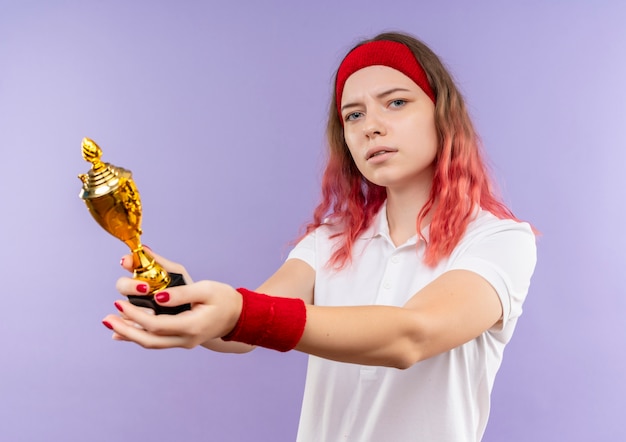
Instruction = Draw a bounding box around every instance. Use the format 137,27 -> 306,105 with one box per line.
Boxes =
287,229 -> 317,270
449,219 -> 537,326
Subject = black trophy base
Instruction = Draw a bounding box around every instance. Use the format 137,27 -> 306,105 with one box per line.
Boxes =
127,272 -> 191,315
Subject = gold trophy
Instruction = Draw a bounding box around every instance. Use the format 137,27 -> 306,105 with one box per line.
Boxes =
78,137 -> 189,314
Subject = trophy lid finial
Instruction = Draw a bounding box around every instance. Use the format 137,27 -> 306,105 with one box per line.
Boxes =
78,137 -> 132,199
81,137 -> 103,166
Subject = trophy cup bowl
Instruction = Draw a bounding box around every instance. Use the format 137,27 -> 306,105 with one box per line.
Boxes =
78,137 -> 189,314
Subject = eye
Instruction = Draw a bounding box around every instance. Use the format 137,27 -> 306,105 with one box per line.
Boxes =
345,111 -> 364,122
389,99 -> 407,108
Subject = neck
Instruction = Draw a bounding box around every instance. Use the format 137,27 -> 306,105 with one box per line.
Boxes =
385,182 -> 433,247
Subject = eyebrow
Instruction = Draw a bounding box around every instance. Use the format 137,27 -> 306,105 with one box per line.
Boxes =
340,87 -> 412,113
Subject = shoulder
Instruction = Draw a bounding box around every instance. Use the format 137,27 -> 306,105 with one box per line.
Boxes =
452,209 -> 537,266
468,209 -> 533,235
286,223 -> 342,269
456,210 -> 536,253
451,210 -> 537,276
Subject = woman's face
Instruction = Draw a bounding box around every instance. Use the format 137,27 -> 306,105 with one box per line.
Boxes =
340,65 -> 438,193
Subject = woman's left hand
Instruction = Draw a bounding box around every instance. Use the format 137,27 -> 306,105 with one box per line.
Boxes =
102,278 -> 243,349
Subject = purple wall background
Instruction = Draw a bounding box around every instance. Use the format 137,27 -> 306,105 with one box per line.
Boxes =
1,1 -> 624,440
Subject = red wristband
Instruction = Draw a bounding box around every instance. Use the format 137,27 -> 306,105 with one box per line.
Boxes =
221,288 -> 307,352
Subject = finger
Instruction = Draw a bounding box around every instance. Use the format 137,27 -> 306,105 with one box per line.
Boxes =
122,313 -> 155,329
119,249 -> 181,275
119,255 -> 134,272
111,322 -> 139,340
120,247 -> 193,284
154,280 -> 224,306
112,297 -> 195,335
115,276 -> 153,296
112,332 -> 127,341
103,314 -> 189,349
141,246 -> 180,271
142,247 -> 193,283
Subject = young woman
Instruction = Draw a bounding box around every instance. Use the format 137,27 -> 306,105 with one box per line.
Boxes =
103,32 -> 537,441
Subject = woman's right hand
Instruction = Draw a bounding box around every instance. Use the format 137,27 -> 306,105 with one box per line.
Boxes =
102,247 -> 250,352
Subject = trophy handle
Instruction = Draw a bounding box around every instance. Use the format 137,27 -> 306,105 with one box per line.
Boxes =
128,248 -> 191,315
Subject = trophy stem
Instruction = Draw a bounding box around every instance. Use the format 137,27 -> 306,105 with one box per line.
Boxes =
131,247 -> 171,294
127,247 -> 190,314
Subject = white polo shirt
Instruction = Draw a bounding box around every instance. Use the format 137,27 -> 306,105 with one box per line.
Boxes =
288,204 -> 536,442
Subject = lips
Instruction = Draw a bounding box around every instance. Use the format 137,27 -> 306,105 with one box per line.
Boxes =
365,146 -> 398,160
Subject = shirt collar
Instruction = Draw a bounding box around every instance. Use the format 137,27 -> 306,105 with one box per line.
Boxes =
361,201 -> 429,247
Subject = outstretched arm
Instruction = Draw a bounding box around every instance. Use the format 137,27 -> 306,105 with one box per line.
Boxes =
297,269 -> 501,369
105,253 -> 501,368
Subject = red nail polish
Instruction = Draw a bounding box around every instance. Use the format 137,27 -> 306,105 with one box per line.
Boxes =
136,283 -> 148,293
114,301 -> 124,312
120,257 -> 126,266
155,292 -> 170,303
102,320 -> 113,330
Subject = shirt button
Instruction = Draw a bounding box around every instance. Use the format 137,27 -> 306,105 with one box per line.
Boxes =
383,281 -> 392,289
391,256 -> 400,264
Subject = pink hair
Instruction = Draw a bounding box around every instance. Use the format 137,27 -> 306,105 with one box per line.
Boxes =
304,32 -> 520,269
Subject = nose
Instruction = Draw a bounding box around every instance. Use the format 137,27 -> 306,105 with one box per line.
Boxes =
363,111 -> 386,139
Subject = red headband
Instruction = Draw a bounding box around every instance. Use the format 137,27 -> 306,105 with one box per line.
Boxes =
335,40 -> 436,118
